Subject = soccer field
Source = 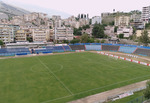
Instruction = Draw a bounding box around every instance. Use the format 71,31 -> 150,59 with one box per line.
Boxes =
0,52 -> 150,103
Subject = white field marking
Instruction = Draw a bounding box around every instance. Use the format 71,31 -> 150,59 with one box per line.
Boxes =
41,74 -> 150,103
30,65 -> 46,73
41,53 -> 149,103
30,63 -> 63,73
30,63 -> 64,87
48,63 -> 64,73
36,57 -> 73,95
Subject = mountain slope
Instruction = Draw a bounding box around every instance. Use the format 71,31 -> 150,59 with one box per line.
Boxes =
3,0 -> 72,19
0,1 -> 30,18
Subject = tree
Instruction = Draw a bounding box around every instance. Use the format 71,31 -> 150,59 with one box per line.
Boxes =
82,25 -> 90,30
109,21 -> 114,26
95,39 -> 100,43
92,24 -> 105,38
62,40 -> 69,44
27,37 -> 33,42
101,39 -> 105,43
114,26 -> 118,33
145,23 -> 150,29
119,34 -> 124,39
70,39 -> 80,44
87,38 -> 94,43
144,80 -> 150,99
0,40 -> 4,46
80,34 -> 89,43
133,27 -> 136,34
73,28 -> 82,36
139,30 -> 150,46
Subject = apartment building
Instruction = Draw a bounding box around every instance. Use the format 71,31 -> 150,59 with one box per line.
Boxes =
115,16 -> 130,26
52,15 -> 61,21
101,12 -> 112,18
63,16 -> 80,28
92,16 -> 102,25
32,27 -> 50,42
15,30 -> 27,42
23,12 -> 48,22
142,6 -> 150,24
82,27 -> 93,37
117,26 -> 133,37
0,24 -> 14,43
104,26 -> 115,37
54,27 -> 74,41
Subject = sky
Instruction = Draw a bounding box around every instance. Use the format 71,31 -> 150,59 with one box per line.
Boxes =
3,0 -> 150,18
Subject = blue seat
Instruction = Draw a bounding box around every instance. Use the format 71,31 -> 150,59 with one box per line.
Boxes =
85,45 -> 101,51
119,46 -> 137,54
63,46 -> 71,51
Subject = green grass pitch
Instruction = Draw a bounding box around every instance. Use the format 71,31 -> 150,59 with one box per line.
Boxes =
0,52 -> 150,103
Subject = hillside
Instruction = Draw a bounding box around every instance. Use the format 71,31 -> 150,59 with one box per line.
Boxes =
0,1 -> 30,18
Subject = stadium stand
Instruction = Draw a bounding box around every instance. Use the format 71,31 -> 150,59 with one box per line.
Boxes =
53,46 -> 64,52
63,46 -> 72,51
0,48 -> 31,56
34,48 -> 51,54
0,44 -> 150,57
119,46 -> 137,54
69,45 -> 85,50
102,45 -> 120,51
85,45 -> 101,51
134,48 -> 150,56
46,46 -> 64,52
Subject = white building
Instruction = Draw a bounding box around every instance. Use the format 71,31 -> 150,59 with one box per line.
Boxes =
63,16 -> 80,28
101,12 -> 112,18
115,16 -> 130,26
54,27 -> 74,41
117,26 -> 133,37
104,26 -> 115,37
52,15 -> 61,21
15,30 -> 27,42
32,27 -> 50,42
142,6 -> 150,24
92,16 -> 101,25
0,24 -> 14,43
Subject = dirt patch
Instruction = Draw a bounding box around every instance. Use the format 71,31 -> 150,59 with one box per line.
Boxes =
69,80 -> 147,103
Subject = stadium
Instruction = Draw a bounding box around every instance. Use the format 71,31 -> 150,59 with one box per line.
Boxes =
0,43 -> 150,103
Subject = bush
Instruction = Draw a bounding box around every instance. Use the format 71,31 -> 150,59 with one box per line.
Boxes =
87,38 -> 94,43
0,40 -> 4,46
101,39 -> 105,43
119,34 -> 124,39
70,39 -> 80,44
144,80 -> 150,99
95,39 -> 100,43
62,40 -> 69,44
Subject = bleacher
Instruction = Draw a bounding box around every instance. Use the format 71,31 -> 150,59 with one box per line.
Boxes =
53,46 -> 64,52
85,45 -> 101,51
0,43 -> 150,57
102,45 -> 119,51
119,46 -> 137,54
69,45 -> 85,50
0,48 -> 30,56
34,48 -> 52,54
63,46 -> 72,51
46,46 -> 64,52
134,48 -> 150,56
